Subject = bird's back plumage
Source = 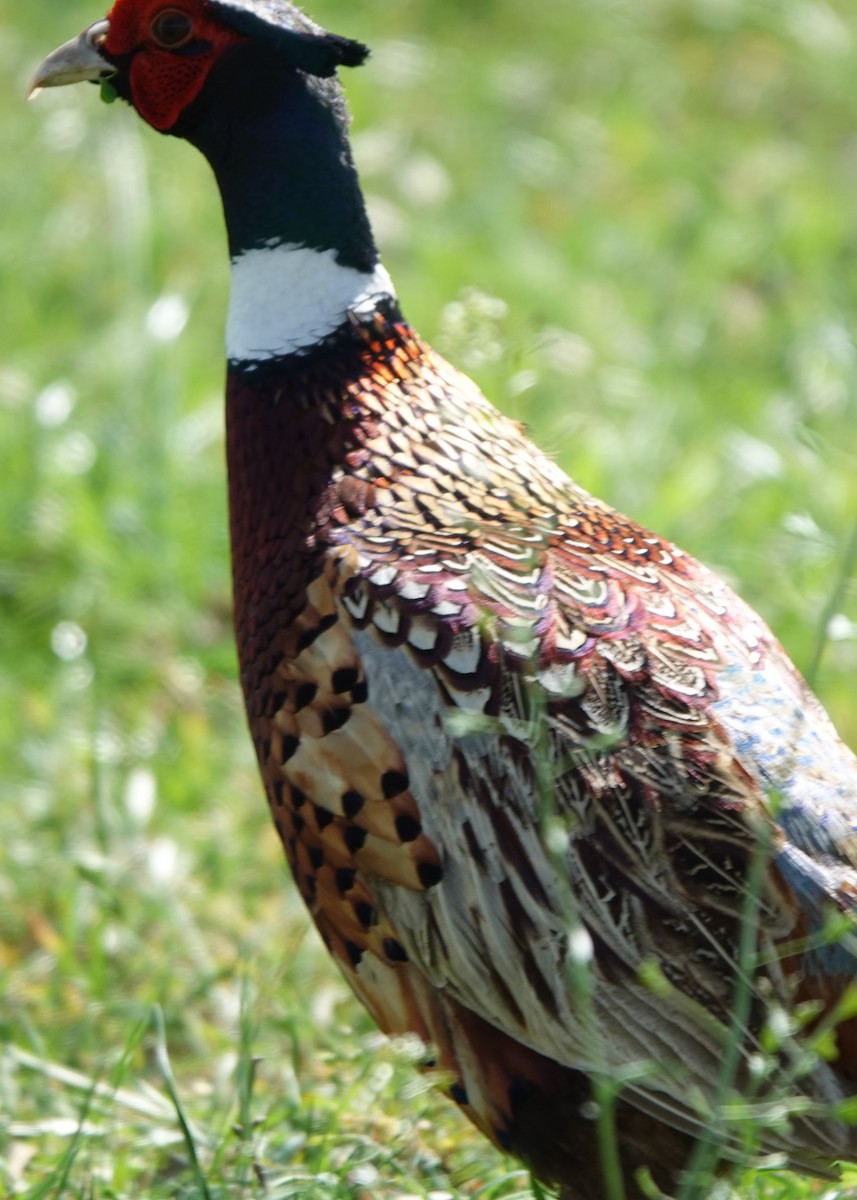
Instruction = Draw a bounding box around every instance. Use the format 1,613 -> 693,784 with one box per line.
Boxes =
226,311 -> 857,1192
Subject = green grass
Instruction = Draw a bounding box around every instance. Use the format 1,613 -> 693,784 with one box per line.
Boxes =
2,0 -> 857,1196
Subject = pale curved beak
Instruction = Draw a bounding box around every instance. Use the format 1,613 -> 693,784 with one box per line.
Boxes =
28,19 -> 114,99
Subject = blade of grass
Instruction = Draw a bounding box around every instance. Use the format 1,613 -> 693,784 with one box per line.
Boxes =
805,501 -> 857,689
151,1004 -> 214,1200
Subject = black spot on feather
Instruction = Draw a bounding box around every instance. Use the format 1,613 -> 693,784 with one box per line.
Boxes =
344,825 -> 367,853
395,813 -> 422,843
342,789 -> 364,818
331,666 -> 359,693
383,937 -> 408,962
381,768 -> 409,799
417,861 -> 443,888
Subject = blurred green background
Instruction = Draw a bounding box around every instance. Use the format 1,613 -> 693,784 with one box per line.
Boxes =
2,0 -> 857,1196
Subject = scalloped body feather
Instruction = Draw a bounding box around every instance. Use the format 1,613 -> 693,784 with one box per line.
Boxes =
226,316 -> 857,1197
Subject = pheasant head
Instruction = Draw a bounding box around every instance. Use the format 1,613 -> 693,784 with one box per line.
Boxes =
30,0 -> 369,133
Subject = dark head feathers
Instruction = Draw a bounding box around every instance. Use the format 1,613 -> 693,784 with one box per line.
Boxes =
207,0 -> 369,77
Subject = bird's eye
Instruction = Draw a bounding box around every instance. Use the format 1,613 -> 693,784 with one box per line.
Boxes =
149,8 -> 194,49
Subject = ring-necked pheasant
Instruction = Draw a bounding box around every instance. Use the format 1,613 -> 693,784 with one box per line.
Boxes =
31,4 -> 857,1197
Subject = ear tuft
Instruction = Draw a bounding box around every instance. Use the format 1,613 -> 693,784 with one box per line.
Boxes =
331,35 -> 370,71
208,1 -> 370,77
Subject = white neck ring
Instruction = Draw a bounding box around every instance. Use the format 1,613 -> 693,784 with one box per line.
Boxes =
227,242 -> 397,362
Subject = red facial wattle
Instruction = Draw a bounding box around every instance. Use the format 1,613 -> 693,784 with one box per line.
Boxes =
104,0 -> 247,131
